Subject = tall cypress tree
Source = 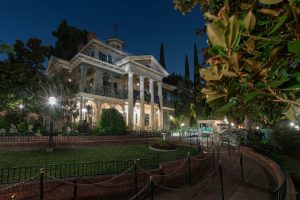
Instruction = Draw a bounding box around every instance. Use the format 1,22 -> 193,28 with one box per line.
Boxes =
185,55 -> 190,82
159,42 -> 166,69
193,43 -> 200,90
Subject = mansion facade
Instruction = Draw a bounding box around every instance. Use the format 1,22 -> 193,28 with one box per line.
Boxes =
46,35 -> 175,131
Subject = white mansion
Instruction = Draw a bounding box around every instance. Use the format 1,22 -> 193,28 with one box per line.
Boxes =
46,35 -> 175,131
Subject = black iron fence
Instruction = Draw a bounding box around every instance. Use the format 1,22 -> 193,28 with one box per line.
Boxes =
0,133 -> 162,142
0,149 -> 193,185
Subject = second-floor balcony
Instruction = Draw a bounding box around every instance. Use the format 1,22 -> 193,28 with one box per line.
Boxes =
81,87 -> 174,108
83,86 -> 128,99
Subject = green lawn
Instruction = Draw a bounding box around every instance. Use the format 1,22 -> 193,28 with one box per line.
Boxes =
0,144 -> 198,184
0,144 -> 197,167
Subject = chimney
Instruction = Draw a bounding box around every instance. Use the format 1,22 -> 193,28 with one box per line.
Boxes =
77,43 -> 85,52
87,32 -> 97,42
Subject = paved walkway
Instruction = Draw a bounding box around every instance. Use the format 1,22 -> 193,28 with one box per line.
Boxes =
148,146 -> 275,200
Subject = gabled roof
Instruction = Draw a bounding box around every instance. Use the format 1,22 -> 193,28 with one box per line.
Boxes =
46,56 -> 70,76
115,55 -> 169,77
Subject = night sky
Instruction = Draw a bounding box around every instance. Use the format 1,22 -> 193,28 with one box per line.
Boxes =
0,0 -> 207,78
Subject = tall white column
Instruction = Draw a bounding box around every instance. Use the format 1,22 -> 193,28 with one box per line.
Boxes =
149,79 -> 154,130
158,82 -> 164,130
127,72 -> 134,130
139,76 -> 145,130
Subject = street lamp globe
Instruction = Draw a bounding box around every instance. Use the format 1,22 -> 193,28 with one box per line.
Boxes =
48,97 -> 57,106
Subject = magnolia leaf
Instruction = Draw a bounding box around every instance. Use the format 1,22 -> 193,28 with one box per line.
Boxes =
243,58 -> 261,72
259,0 -> 284,5
284,105 -> 296,121
293,72 -> 300,82
221,70 -> 238,77
281,78 -> 300,90
206,92 -> 226,102
245,39 -> 255,51
200,65 -> 221,81
258,9 -> 279,16
204,12 -> 219,21
244,92 -> 260,103
225,15 -> 240,49
268,77 -> 289,88
230,52 -> 239,72
201,87 -> 220,95
243,10 -> 256,32
207,23 -> 226,48
217,97 -> 239,112
288,40 -> 300,54
240,3 -> 252,9
268,15 -> 287,35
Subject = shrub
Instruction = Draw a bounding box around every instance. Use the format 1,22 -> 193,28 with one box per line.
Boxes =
77,120 -> 90,133
17,121 -> 27,133
151,140 -> 177,150
0,117 -> 10,131
96,108 -> 126,135
271,128 -> 300,157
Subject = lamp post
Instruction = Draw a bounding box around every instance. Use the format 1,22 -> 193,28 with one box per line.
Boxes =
48,97 -> 56,149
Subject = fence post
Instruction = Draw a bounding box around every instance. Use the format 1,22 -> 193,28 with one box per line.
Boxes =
218,161 -> 224,200
217,146 -> 220,162
240,154 -> 244,183
150,176 -> 154,200
188,152 -> 192,188
40,168 -> 44,200
207,136 -> 209,148
228,138 -> 231,157
11,194 -> 17,200
72,180 -> 77,200
134,159 -> 138,198
212,149 -> 215,170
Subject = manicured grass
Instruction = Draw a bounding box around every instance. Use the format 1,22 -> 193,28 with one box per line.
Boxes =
0,144 -> 198,167
0,144 -> 198,185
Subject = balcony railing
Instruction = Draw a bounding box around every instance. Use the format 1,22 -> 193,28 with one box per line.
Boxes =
82,87 -> 174,107
84,86 -> 128,99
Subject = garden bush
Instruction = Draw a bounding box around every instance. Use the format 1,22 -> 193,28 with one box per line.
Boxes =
17,121 -> 27,133
271,128 -> 300,158
96,108 -> 126,135
0,117 -> 10,131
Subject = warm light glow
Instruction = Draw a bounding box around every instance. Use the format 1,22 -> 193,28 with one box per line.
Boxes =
290,122 -> 295,127
18,104 -> 24,109
170,115 -> 174,120
48,97 -> 57,106
137,83 -> 140,86
256,126 -> 259,130
180,123 -> 185,127
82,108 -> 87,113
68,78 -> 72,82
231,122 -> 234,127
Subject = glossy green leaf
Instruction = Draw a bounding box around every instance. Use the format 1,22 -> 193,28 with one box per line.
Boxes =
268,15 -> 287,35
244,92 -> 260,103
217,97 -> 239,112
206,92 -> 226,102
288,40 -> 300,54
225,15 -> 240,49
268,77 -> 289,88
207,23 -> 226,48
293,72 -> 300,82
259,0 -> 284,4
243,10 -> 256,32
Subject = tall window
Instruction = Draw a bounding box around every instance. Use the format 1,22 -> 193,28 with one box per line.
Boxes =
108,55 -> 112,63
99,51 -> 107,62
91,51 -> 94,57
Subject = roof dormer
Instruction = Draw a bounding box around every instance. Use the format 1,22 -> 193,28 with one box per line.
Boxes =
106,37 -> 124,50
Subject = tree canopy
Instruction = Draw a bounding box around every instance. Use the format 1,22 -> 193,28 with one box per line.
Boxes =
52,20 -> 88,60
174,0 -> 300,126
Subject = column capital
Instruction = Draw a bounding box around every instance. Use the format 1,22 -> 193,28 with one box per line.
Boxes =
157,81 -> 162,86
139,75 -> 145,79
128,72 -> 134,77
149,79 -> 154,84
